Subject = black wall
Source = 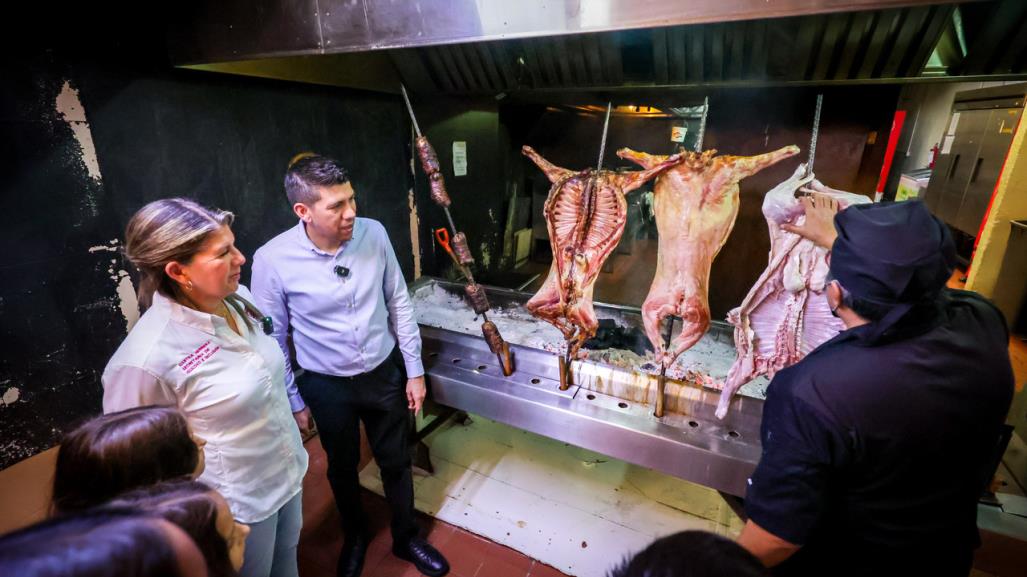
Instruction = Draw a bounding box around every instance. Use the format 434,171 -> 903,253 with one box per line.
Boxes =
412,97 -> 512,280
0,51 -> 415,470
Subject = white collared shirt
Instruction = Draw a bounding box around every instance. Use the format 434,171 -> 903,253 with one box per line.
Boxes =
250,217 -> 423,411
101,286 -> 308,524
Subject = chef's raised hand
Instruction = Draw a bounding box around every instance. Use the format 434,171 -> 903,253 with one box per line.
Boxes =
781,193 -> 840,249
406,375 -> 427,416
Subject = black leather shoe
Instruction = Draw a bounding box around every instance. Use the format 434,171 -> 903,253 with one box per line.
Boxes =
337,533 -> 369,577
392,537 -> 449,577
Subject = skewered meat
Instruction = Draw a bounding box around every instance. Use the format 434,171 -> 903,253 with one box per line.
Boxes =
522,145 -> 684,359
464,283 -> 490,315
617,145 -> 800,369
415,136 -> 451,207
715,165 -> 871,418
452,232 -> 474,265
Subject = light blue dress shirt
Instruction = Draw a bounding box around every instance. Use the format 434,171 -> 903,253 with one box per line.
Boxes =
251,218 -> 424,412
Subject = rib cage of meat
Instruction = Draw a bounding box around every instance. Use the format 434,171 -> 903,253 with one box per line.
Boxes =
715,164 -> 871,419
522,145 -> 683,359
617,145 -> 800,369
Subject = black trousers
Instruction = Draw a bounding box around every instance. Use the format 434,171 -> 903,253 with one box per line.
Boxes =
296,347 -> 417,544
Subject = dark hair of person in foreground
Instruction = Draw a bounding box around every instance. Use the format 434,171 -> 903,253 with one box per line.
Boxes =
51,406 -> 200,514
0,508 -> 208,577
106,479 -> 238,577
608,530 -> 769,577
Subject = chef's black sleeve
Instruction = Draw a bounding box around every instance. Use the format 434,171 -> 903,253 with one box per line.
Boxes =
743,370 -> 852,545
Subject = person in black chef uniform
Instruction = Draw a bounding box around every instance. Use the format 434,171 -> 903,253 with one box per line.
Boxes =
736,198 -> 1014,576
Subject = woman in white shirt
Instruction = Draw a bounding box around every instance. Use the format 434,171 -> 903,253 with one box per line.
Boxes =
102,198 -> 308,577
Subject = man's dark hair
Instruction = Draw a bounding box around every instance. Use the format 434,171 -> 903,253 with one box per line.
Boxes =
52,406 -> 199,514
284,153 -> 350,206
0,509 -> 189,577
841,290 -> 893,322
827,273 -> 897,323
608,530 -> 769,577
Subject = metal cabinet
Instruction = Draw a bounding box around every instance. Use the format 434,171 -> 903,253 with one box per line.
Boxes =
954,108 -> 1021,234
923,84 -> 1026,237
932,109 -> 989,230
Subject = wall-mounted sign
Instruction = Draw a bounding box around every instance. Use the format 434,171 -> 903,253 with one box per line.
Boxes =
453,141 -> 467,176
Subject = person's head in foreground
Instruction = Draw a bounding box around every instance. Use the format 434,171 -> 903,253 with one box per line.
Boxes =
609,530 -> 769,577
106,479 -> 245,577
51,406 -> 204,514
0,509 -> 209,577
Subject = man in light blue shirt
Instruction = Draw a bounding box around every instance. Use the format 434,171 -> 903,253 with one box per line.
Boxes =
251,154 -> 448,577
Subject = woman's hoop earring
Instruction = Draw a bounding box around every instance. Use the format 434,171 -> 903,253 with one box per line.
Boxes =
186,281 -> 194,291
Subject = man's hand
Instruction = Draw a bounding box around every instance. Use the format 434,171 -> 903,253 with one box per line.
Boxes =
781,193 -> 840,249
293,407 -> 314,440
406,376 -> 426,416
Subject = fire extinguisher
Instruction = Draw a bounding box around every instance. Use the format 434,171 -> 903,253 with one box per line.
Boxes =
929,143 -> 940,168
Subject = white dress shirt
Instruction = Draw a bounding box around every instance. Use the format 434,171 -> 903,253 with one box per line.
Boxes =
250,217 -> 423,411
102,286 -> 308,524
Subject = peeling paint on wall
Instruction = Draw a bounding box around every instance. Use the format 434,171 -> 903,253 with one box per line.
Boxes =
93,239 -> 139,332
56,80 -> 102,222
88,242 -> 118,253
408,188 -> 422,279
56,81 -> 102,183
115,270 -> 140,332
480,241 -> 491,269
1,387 -> 19,407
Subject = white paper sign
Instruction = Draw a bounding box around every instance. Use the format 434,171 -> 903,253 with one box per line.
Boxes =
941,135 -> 955,154
670,126 -> 688,143
452,141 -> 467,177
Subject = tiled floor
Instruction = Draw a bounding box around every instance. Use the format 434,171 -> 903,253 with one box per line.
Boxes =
297,435 -> 570,577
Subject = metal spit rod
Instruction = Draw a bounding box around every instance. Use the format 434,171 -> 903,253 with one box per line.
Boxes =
695,96 -> 709,152
807,93 -> 823,177
402,84 -> 461,239
596,101 -> 612,171
655,315 -> 676,418
400,84 -> 422,138
402,83 -> 513,375
562,101 -> 614,389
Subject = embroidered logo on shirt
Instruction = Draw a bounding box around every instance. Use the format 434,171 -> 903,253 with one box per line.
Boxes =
178,341 -> 221,374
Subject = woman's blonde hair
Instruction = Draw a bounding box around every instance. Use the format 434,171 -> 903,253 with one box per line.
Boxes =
124,198 -> 234,310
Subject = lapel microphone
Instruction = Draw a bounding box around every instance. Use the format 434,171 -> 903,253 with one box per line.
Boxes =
334,265 -> 350,278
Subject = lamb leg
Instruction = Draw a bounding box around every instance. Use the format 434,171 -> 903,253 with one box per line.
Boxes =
522,146 -> 575,183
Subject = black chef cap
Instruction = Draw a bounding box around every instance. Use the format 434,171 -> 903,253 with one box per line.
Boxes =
830,200 -> 956,307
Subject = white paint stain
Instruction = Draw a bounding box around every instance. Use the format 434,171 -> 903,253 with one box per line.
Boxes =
90,239 -> 138,332
408,188 -> 422,279
480,241 -> 491,269
56,81 -> 102,185
2,387 -> 20,406
115,269 -> 140,332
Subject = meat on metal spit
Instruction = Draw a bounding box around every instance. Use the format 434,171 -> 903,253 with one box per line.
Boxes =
415,136 -> 451,207
618,145 -> 800,371
716,165 -> 871,418
522,145 -> 684,359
